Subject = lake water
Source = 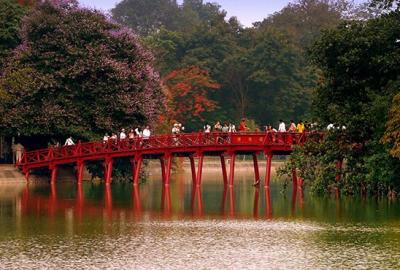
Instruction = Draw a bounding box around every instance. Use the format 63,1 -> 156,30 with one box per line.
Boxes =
1,172 -> 400,269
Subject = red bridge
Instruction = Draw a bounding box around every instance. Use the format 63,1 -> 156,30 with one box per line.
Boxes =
18,132 -> 313,188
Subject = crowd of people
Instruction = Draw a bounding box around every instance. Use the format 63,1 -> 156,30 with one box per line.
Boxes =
200,119 -> 310,134
62,119 -> 343,146
101,126 -> 152,143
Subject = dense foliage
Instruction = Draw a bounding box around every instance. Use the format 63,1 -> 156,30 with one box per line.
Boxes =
163,66 -> 220,130
0,0 -> 26,71
0,0 -> 164,143
113,0 -> 356,129
383,93 -> 400,158
279,10 -> 400,195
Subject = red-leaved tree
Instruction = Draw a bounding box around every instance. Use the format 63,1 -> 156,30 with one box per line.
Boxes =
161,66 -> 220,131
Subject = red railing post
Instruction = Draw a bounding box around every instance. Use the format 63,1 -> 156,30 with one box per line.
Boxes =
47,147 -> 54,161
75,141 -> 82,156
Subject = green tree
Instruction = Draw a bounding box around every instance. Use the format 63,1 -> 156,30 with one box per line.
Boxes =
383,93 -> 400,158
282,11 -> 400,195
0,0 -> 26,70
258,0 -> 353,48
371,0 -> 400,10
111,0 -> 180,36
244,28 -> 316,125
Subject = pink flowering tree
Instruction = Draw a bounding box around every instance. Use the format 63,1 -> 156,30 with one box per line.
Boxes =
0,0 -> 165,144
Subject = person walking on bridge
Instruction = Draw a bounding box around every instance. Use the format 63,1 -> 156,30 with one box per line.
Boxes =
64,136 -> 75,146
119,129 -> 127,140
103,133 -> 109,143
239,118 -> 248,132
297,120 -> 305,133
278,120 -> 286,132
288,120 -> 296,132
143,126 -> 151,139
128,129 -> 135,139
15,143 -> 24,163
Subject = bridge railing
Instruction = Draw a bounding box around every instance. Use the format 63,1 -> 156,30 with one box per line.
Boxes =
18,132 -> 318,166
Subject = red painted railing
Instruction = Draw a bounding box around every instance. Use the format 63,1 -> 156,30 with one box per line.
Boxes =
18,132 -> 311,168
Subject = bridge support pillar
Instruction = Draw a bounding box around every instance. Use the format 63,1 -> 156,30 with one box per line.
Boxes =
23,168 -> 30,182
264,152 -> 273,188
133,156 -> 142,186
164,154 -> 172,186
229,153 -> 236,187
196,154 -> 204,187
252,153 -> 260,185
220,155 -> 228,186
50,165 -> 58,184
76,160 -> 84,184
104,158 -> 113,185
189,156 -> 197,185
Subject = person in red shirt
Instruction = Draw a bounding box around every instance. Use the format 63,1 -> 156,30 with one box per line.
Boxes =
239,118 -> 248,132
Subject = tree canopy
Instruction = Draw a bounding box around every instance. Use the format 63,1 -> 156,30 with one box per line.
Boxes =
0,0 -> 164,141
279,10 -> 400,195
114,0 -> 354,128
0,0 -> 26,71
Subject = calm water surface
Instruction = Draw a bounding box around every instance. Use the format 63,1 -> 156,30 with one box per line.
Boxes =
1,172 -> 400,269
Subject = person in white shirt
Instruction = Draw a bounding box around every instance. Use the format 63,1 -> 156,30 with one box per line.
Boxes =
134,127 -> 142,137
119,129 -> 127,140
103,133 -> 109,142
204,124 -> 211,133
278,120 -> 286,132
15,143 -> 24,163
64,136 -> 75,146
142,126 -> 151,139
327,123 -> 334,130
172,123 -> 180,134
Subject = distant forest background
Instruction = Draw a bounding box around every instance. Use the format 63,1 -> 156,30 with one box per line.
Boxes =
111,0 -> 381,131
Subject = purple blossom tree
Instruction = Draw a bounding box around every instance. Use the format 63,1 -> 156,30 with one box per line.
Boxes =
0,0 -> 165,144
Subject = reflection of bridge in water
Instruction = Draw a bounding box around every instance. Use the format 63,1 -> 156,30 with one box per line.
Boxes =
18,132 -> 319,189
20,184 -> 305,220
